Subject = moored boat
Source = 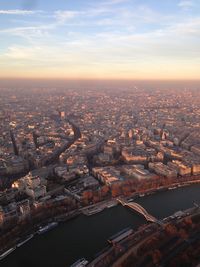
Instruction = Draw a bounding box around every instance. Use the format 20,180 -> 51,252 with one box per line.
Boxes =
70,257 -> 89,267
37,222 -> 58,234
0,247 -> 16,261
17,234 -> 34,247
83,206 -> 104,216
108,227 -> 133,244
107,202 -> 117,208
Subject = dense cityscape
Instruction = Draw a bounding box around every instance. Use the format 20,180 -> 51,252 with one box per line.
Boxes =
0,85 -> 200,266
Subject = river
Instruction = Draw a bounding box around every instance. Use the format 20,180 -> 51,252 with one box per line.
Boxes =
1,184 -> 200,267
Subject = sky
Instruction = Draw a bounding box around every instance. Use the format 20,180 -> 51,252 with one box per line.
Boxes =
0,0 -> 200,80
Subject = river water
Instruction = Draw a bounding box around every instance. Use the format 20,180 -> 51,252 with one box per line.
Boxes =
1,184 -> 200,267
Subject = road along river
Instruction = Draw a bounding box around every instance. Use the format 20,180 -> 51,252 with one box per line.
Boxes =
1,184 -> 200,267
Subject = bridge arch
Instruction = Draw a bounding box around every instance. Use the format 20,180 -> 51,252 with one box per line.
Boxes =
117,198 -> 157,223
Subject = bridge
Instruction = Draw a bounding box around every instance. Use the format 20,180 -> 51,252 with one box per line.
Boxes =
117,198 -> 157,223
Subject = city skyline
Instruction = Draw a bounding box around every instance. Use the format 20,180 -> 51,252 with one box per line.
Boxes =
0,0 -> 200,80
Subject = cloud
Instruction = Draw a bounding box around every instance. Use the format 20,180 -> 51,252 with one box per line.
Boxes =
0,9 -> 39,15
178,0 -> 194,10
54,10 -> 80,23
0,1 -> 200,79
4,46 -> 42,59
166,17 -> 200,37
99,0 -> 129,6
0,25 -> 55,40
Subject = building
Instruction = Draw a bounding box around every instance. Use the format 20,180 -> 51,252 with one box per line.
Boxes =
167,160 -> 191,176
12,172 -> 47,199
191,144 -> 200,156
122,147 -> 147,163
122,164 -> 157,180
92,167 -> 123,185
60,111 -> 65,119
83,176 -> 99,189
26,185 -> 46,199
149,162 -> 177,178
17,199 -> 31,220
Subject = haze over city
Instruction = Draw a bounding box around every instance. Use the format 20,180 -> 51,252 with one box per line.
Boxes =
0,0 -> 200,80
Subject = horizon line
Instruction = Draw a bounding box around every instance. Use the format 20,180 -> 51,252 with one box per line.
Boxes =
0,77 -> 200,82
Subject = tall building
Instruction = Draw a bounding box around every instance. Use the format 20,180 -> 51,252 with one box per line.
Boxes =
59,111 -> 65,119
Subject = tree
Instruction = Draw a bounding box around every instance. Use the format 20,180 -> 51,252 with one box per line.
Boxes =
152,249 -> 162,265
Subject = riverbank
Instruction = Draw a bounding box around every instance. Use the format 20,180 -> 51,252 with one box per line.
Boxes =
1,178 -> 200,258
80,179 -> 200,218
110,206 -> 200,267
0,210 -> 79,259
1,184 -> 200,267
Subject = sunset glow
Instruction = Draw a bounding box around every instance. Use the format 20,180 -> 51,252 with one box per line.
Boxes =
0,0 -> 200,80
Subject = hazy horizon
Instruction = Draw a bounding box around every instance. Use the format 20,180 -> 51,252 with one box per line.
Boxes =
0,78 -> 200,90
